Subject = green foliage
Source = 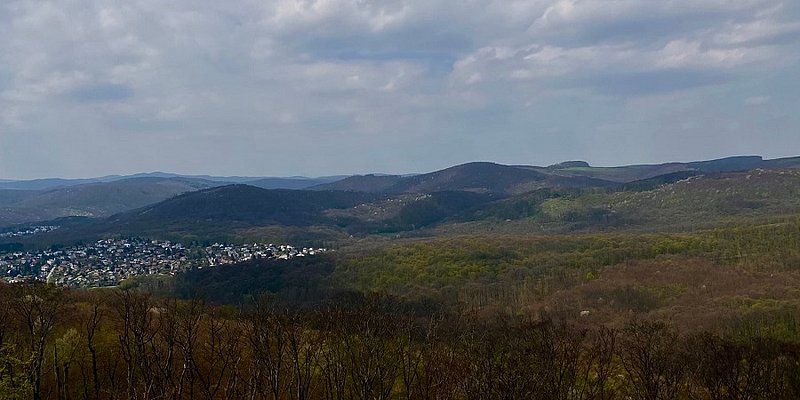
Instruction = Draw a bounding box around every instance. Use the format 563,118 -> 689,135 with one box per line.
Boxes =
725,306 -> 800,342
607,284 -> 688,312
172,255 -> 337,306
445,169 -> 800,232
620,171 -> 700,192
466,188 -> 578,221
0,344 -> 31,400
397,192 -> 495,229
335,234 -> 684,299
330,219 -> 800,310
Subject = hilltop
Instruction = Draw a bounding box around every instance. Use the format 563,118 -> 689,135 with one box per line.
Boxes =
1,154 -> 798,246
112,184 -> 380,226
0,174 -> 350,228
313,162 -> 615,194
314,156 -> 800,193
443,168 -> 800,234
0,177 -> 222,227
549,155 -> 800,182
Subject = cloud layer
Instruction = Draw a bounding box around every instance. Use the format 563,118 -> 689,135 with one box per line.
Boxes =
1,0 -> 798,178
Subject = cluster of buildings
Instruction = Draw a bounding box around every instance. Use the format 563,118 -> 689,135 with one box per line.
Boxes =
0,238 -> 327,287
0,225 -> 59,239
203,242 -> 324,266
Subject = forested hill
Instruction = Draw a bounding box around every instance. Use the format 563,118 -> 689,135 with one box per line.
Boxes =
108,184 -> 381,227
1,155 -> 797,230
442,168 -> 800,233
549,155 -> 800,182
313,162 -> 616,194
2,155 -> 800,248
0,177 -> 222,227
313,156 -> 800,194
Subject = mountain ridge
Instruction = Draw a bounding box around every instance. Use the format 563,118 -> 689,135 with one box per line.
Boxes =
312,156 -> 800,193
0,172 -> 350,191
0,155 -> 798,235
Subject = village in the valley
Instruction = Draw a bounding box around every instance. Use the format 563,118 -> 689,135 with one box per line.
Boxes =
0,234 -> 326,287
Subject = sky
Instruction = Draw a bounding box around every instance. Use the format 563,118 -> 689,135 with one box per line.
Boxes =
0,0 -> 799,179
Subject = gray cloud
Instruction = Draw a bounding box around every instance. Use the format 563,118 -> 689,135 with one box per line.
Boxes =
579,70 -> 733,96
68,83 -> 134,102
0,0 -> 798,179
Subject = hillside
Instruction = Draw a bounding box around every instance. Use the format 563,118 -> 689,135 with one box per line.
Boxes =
0,177 -> 105,190
442,169 -> 800,234
247,175 -> 347,190
117,168 -> 800,240
0,177 -> 222,227
605,169 -> 800,227
0,172 -> 346,191
3,155 -> 800,247
551,155 -> 800,182
392,162 -> 550,193
311,174 -> 406,192
315,156 -> 800,195
106,185 -> 381,228
0,189 -> 39,207
316,162 -> 615,194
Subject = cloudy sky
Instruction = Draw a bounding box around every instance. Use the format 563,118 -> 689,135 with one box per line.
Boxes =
1,0 -> 799,179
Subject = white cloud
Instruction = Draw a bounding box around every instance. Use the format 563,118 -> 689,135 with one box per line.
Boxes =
0,0 -> 798,178
745,95 -> 770,105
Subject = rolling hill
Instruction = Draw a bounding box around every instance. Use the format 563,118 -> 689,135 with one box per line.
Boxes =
105,185 -> 381,228
0,172 -> 349,191
94,167 -> 800,241
310,174 -> 406,193
0,189 -> 39,207
246,175 -> 348,190
3,155 -> 800,246
0,185 -> 384,247
314,156 -> 800,195
550,155 -> 800,182
314,162 -> 616,194
0,177 -> 223,227
0,177 -> 106,191
443,168 -> 800,233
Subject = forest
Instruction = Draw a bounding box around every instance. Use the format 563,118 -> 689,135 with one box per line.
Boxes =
1,217 -> 800,399
2,169 -> 800,399
1,283 -> 800,400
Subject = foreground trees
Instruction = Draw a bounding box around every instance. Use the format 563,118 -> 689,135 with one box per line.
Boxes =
0,283 -> 798,399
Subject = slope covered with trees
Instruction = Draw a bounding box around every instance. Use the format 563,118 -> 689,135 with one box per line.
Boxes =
0,177 -> 223,228
1,158 -> 800,399
1,282 -> 799,400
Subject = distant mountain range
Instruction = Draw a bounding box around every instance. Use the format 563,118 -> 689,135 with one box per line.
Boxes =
0,174 -> 347,227
0,177 -> 221,227
107,185 -> 380,229
0,155 -> 798,242
545,155 -> 800,182
311,161 -> 616,193
313,155 -> 800,193
0,172 -> 346,191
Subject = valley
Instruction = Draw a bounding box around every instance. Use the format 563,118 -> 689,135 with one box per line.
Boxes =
1,155 -> 800,399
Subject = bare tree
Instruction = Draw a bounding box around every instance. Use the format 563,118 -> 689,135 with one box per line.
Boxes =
172,297 -> 204,399
285,314 -> 321,400
12,284 -> 64,400
619,321 -> 686,400
342,309 -> 401,400
83,293 -> 104,400
194,308 -> 245,400
53,328 -> 80,400
113,289 -> 159,400
577,327 -> 618,400
246,295 -> 289,400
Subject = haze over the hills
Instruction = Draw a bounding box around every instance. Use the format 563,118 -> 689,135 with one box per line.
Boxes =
2,154 -> 798,244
